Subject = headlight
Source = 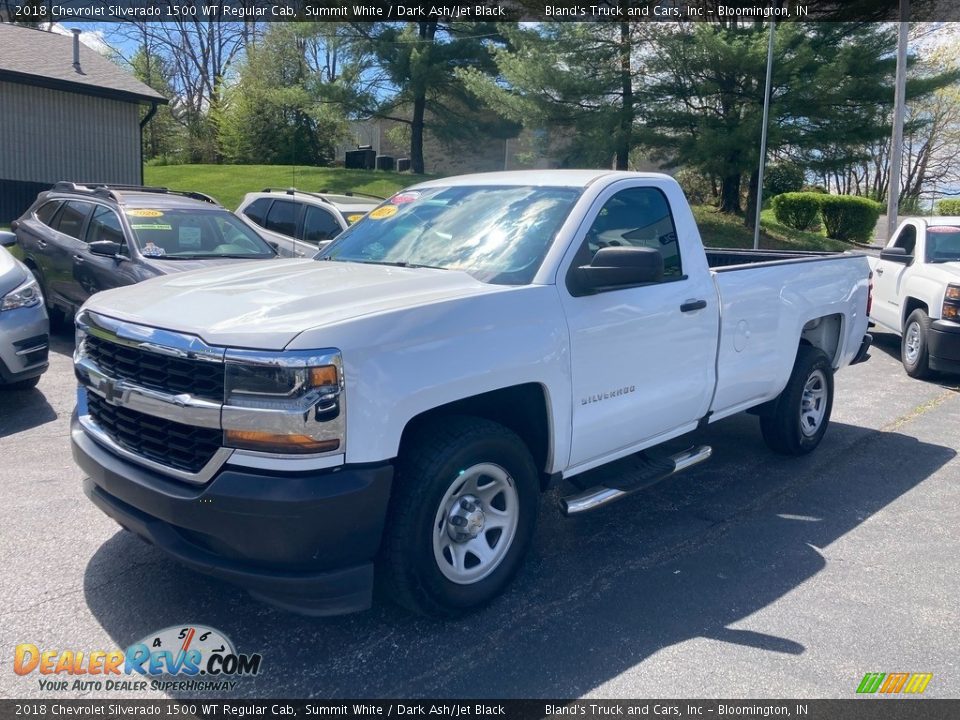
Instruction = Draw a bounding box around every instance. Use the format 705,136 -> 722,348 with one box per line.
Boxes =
222,350 -> 344,455
1,275 -> 42,311
944,285 -> 960,321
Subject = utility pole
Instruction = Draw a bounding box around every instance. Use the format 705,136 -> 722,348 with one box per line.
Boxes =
887,0 -> 910,241
753,21 -> 776,250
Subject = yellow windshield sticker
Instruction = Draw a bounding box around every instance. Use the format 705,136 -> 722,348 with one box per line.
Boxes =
346,214 -> 365,225
126,209 -> 164,218
369,205 -> 398,220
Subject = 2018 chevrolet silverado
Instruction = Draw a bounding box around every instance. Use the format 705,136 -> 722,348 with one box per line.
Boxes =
868,217 -> 960,378
70,171 -> 872,617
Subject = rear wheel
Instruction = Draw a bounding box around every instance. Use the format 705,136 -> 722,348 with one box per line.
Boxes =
761,345 -> 834,455
901,309 -> 934,379
379,416 -> 539,617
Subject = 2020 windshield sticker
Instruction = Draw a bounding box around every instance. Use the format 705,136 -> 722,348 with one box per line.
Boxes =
125,209 -> 164,218
369,205 -> 398,220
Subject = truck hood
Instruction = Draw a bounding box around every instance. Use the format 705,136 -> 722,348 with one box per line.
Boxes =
143,256 -> 269,275
82,259 -> 504,349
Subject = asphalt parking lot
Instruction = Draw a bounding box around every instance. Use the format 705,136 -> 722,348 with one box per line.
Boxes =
0,325 -> 958,700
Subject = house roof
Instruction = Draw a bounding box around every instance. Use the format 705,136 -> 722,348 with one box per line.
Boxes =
0,24 -> 167,105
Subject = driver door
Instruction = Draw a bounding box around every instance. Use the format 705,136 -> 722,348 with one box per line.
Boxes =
873,223 -> 916,331
559,183 -> 719,470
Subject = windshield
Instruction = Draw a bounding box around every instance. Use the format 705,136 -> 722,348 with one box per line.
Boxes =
124,208 -> 275,260
926,226 -> 960,263
318,185 -> 582,285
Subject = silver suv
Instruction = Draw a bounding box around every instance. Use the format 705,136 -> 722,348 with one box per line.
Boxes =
236,189 -> 380,257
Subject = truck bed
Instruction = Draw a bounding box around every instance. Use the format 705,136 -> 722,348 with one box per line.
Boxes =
705,247 -> 858,270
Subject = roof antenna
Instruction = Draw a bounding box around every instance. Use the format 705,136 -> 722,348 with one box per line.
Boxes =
71,28 -> 82,73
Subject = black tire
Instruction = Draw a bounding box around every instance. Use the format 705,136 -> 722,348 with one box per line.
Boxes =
901,309 -> 934,379
760,345 -> 834,456
379,415 -> 539,617
2,375 -> 41,391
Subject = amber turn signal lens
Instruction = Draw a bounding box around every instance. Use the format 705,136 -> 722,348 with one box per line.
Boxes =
943,304 -> 960,320
309,365 -> 338,387
224,430 -> 340,454
945,286 -> 960,301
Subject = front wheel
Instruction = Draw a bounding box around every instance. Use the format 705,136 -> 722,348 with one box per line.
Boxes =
379,416 -> 539,617
761,345 -> 834,455
902,309 -> 934,379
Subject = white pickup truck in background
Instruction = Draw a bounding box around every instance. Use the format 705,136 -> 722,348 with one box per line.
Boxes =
70,170 -> 872,617
869,217 -> 960,378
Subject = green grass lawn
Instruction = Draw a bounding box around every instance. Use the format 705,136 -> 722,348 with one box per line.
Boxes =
145,164 -> 430,211
692,205 -> 849,252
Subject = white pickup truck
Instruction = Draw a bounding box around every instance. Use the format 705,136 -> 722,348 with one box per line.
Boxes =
869,217 -> 960,378
71,171 -> 872,617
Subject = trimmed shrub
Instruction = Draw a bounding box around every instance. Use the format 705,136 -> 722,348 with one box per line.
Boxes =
771,192 -> 822,231
936,199 -> 960,215
764,162 -> 806,198
819,195 -> 883,243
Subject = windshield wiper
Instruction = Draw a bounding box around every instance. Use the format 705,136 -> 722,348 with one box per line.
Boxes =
157,254 -> 266,260
331,258 -> 447,270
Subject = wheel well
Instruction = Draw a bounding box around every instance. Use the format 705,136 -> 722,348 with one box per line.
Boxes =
400,384 -> 552,489
901,298 -> 928,329
800,313 -> 843,366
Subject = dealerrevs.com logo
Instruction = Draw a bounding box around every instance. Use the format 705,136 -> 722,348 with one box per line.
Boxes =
14,625 -> 262,693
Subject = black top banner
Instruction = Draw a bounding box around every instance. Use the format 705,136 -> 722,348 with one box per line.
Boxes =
4,0 -> 959,23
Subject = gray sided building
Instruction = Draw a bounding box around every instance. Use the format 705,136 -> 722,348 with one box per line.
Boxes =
0,24 -> 166,224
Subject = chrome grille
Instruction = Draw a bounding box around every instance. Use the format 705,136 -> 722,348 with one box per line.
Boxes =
86,392 -> 221,474
84,334 -> 224,402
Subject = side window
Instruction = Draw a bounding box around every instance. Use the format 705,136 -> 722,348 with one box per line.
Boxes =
85,206 -> 125,248
51,201 -> 92,240
302,206 -> 341,245
892,224 -> 917,256
35,201 -> 61,226
242,198 -> 271,227
580,187 -> 682,279
264,200 -> 298,238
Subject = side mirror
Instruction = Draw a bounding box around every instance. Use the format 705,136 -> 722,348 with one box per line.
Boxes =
880,247 -> 912,264
573,246 -> 664,295
0,231 -> 17,248
88,240 -> 124,258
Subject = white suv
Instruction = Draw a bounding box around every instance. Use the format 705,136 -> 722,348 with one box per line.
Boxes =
236,189 -> 380,257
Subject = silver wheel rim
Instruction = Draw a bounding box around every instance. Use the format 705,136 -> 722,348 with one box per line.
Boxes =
904,322 -> 921,364
800,369 -> 828,437
432,462 -> 519,585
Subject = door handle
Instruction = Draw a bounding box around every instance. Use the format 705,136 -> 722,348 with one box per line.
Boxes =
680,299 -> 707,313
73,254 -> 85,263
875,267 -> 884,275
37,240 -> 47,248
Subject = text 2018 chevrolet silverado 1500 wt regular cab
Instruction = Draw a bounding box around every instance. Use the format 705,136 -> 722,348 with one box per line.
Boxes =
70,171 -> 872,617
868,217 -> 960,378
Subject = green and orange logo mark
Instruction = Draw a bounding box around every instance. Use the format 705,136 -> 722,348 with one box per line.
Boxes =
857,672 -> 933,695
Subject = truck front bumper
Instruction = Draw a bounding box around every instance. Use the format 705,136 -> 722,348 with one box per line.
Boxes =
72,414 -> 393,616
928,320 -> 960,374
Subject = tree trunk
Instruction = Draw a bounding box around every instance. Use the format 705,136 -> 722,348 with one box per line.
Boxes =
409,22 -> 437,175
615,21 -> 633,171
719,174 -> 742,214
745,168 -> 759,229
